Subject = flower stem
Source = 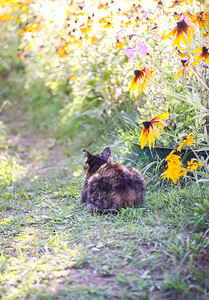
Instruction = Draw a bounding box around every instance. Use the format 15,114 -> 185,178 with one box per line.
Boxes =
189,67 -> 209,91
150,80 -> 187,101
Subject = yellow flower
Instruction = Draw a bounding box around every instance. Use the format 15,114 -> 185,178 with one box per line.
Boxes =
162,15 -> 195,48
191,12 -> 209,30
80,24 -> 93,35
99,17 -> 114,29
139,112 -> 169,149
128,66 -> 156,98
187,159 -> 203,171
173,58 -> 190,80
177,133 -> 194,152
115,39 -> 124,49
18,21 -> 42,35
168,0 -> 189,8
102,21 -> 114,30
190,44 -> 209,68
0,13 -> 13,23
162,150 -> 186,184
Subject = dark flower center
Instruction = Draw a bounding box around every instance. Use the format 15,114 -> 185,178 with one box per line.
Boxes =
177,20 -> 188,32
134,69 -> 143,78
202,46 -> 209,55
143,121 -> 152,129
197,15 -> 203,21
181,59 -> 188,67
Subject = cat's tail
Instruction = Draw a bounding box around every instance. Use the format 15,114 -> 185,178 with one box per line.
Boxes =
87,203 -> 119,214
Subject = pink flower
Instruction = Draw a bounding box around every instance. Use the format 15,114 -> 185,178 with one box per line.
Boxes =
136,43 -> 148,56
125,47 -> 134,59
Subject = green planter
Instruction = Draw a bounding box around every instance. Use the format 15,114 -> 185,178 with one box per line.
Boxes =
132,142 -> 208,163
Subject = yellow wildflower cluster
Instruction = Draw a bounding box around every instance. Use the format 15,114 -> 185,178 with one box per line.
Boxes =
138,114 -> 205,184
186,159 -> 203,171
161,150 -> 186,184
161,134 -> 203,184
162,11 -> 209,79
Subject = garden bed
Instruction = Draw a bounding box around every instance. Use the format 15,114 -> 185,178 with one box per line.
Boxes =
132,142 -> 208,162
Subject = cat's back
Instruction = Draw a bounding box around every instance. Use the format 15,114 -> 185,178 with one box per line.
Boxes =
95,162 -> 128,177
88,162 -> 146,209
92,162 -> 145,187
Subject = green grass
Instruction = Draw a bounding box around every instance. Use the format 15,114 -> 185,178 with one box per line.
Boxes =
0,120 -> 208,300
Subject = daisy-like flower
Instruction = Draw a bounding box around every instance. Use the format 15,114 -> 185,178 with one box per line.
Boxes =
80,24 -> 93,35
128,66 -> 156,98
191,12 -> 209,30
102,20 -> 114,30
177,133 -> 194,152
139,111 -> 169,149
187,159 -> 203,171
99,17 -> 114,30
162,150 -> 186,184
162,15 -> 195,48
173,58 -> 190,80
98,3 -> 109,10
190,44 -> 209,67
169,0 -> 188,8
18,21 -> 42,35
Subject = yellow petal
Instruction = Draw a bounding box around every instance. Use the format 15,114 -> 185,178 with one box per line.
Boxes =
192,46 -> 202,54
139,128 -> 148,149
205,55 -> 209,67
154,111 -> 169,120
162,29 -> 176,40
174,34 -> 181,48
157,122 -> 165,131
190,53 -> 203,67
148,126 -> 155,149
180,33 -> 189,47
152,124 -> 160,139
177,143 -> 183,152
128,77 -> 137,93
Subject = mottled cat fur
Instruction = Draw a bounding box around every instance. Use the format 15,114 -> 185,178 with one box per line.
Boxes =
82,147 -> 146,213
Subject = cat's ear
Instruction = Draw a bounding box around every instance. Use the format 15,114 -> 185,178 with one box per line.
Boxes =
83,150 -> 92,158
101,147 -> 111,158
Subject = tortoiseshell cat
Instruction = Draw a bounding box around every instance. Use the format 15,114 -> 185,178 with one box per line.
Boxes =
82,147 -> 146,213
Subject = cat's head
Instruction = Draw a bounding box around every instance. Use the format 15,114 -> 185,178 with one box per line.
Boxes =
83,147 -> 112,176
